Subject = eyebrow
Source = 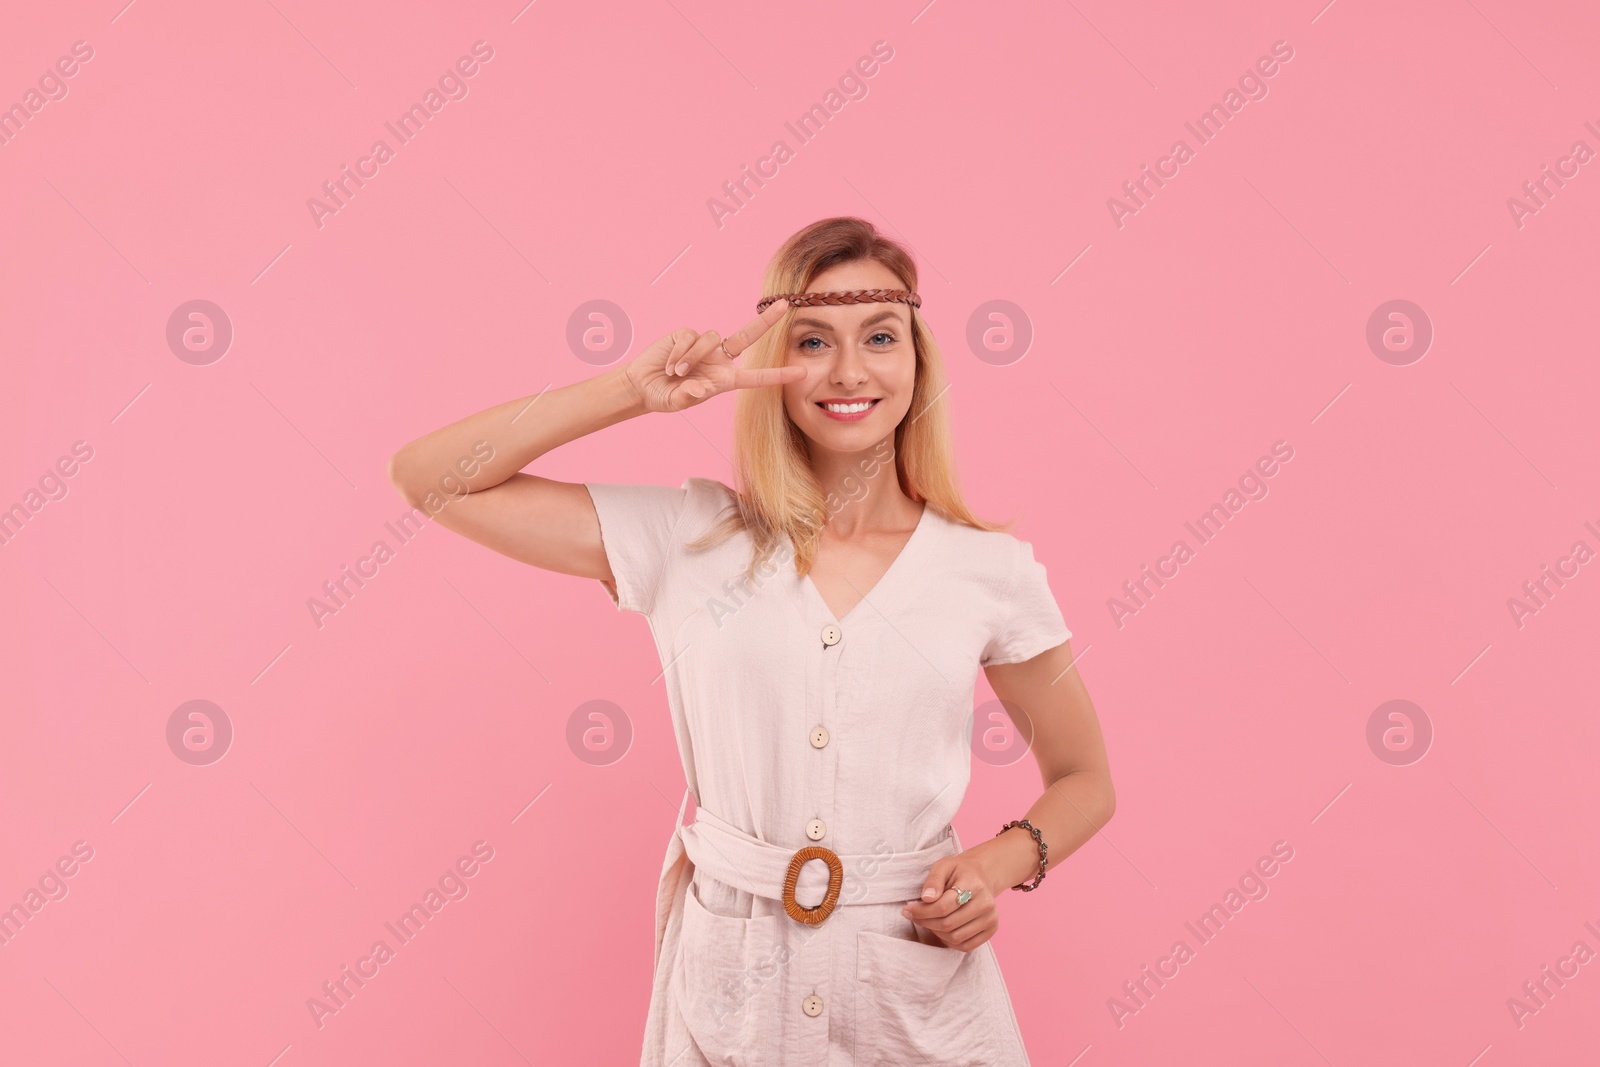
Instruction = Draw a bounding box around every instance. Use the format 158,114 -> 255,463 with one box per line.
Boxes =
790,309 -> 905,331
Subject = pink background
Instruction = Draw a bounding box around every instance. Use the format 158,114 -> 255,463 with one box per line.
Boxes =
3,0 -> 1597,1063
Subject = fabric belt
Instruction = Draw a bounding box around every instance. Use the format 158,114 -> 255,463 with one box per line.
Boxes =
678,798 -> 958,914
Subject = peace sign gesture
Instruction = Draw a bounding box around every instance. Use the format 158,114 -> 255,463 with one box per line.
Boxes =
624,299 -> 806,414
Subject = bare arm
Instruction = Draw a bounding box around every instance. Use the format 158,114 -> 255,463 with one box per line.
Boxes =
976,640 -> 1116,893
384,300 -> 800,582
387,367 -> 647,578
900,638 -> 1114,951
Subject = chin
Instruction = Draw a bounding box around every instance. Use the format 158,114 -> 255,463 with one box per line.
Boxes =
803,423 -> 886,454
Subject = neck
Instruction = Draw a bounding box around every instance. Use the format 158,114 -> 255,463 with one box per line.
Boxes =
808,438 -> 919,536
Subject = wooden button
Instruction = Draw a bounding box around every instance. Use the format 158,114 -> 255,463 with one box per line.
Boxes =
802,994 -> 824,1017
805,818 -> 826,841
821,623 -> 841,646
810,725 -> 829,748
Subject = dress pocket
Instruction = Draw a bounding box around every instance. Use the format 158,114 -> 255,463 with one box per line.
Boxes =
673,876 -> 788,1066
852,928 -> 1008,1066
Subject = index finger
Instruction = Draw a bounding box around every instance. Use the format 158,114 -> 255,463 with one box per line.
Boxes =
720,298 -> 791,359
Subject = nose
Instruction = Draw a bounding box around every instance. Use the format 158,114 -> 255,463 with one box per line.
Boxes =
829,340 -> 870,387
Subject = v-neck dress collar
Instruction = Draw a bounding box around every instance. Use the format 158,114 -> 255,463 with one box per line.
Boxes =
792,500 -> 935,627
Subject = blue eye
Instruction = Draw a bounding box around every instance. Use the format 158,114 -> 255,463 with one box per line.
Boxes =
797,332 -> 896,351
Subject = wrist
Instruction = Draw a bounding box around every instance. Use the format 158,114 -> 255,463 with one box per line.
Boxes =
974,828 -> 1042,896
601,365 -> 650,419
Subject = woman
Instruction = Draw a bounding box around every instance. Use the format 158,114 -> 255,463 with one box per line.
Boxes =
387,217 -> 1115,1065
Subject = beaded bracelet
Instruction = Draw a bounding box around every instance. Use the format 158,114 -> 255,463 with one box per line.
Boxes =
995,819 -> 1049,891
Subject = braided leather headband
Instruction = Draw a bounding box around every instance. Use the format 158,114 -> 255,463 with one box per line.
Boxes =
757,288 -> 921,313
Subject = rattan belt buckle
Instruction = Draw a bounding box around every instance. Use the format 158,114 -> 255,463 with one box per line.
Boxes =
782,845 -> 844,925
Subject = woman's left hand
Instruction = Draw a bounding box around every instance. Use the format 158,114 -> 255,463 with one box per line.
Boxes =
900,847 -> 1007,952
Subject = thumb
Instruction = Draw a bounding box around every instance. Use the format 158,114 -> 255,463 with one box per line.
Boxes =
917,859 -> 953,903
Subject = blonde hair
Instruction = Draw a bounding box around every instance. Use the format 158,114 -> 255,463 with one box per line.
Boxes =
691,216 -> 1014,580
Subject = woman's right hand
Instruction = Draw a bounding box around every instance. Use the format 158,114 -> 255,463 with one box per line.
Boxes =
624,299 -> 806,413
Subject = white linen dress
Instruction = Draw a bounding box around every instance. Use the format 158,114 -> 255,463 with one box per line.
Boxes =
584,476 -> 1074,1067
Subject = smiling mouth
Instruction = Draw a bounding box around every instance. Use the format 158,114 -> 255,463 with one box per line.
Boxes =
817,399 -> 880,415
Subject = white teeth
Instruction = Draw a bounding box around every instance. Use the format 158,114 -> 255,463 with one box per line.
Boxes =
823,400 -> 874,413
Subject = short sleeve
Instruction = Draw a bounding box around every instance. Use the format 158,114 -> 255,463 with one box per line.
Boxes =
583,481 -> 693,615
981,538 -> 1073,666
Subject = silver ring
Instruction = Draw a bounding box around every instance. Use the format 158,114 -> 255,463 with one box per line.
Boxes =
955,887 -> 972,906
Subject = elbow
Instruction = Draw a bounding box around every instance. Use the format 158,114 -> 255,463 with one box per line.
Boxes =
387,447 -> 422,507
1099,778 -> 1117,827
1082,769 -> 1116,830
1048,767 -> 1116,830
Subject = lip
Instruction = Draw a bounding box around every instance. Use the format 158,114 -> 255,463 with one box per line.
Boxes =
816,398 -> 881,422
